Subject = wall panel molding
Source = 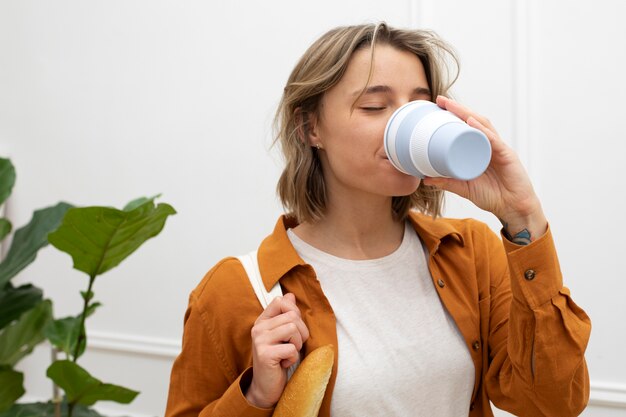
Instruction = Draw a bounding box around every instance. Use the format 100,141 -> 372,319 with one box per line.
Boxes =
89,330 -> 181,359
19,396 -> 156,417
588,382 -> 626,408
88,331 -> 626,408
511,0 -> 531,170
516,0 -> 546,199
408,0 -> 418,27
409,0 -> 434,28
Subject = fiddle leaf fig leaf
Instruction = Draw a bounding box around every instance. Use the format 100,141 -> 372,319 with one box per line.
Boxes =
48,198 -> 175,277
122,194 -> 160,212
0,300 -> 52,366
44,303 -> 101,361
0,203 -> 73,288
47,360 -> 139,406
44,316 -> 83,360
0,284 -> 43,330
0,158 -> 16,207
0,219 -> 11,242
85,302 -> 102,317
0,366 -> 24,412
80,290 -> 94,302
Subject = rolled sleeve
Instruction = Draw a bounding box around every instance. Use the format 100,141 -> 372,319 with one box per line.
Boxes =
196,367 -> 274,417
486,224 -> 591,416
501,225 -> 563,309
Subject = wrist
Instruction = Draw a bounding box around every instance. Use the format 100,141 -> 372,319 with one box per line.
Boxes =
499,208 -> 548,245
498,199 -> 548,245
245,380 -> 275,409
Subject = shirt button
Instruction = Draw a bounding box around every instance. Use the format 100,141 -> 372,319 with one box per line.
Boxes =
472,341 -> 480,351
524,269 -> 536,281
470,402 -> 476,411
437,279 -> 445,288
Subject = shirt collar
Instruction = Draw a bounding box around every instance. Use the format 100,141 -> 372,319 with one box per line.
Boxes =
407,211 -> 465,254
257,212 -> 465,292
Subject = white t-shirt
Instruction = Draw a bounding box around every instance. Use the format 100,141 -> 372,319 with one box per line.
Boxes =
287,222 -> 474,416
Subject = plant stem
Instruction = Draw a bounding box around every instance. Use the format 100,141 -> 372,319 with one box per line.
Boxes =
51,347 -> 61,417
68,276 -> 96,417
72,274 -> 96,362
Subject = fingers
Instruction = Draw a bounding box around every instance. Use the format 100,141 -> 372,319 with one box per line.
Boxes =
466,116 -> 498,146
268,310 -> 309,341
255,342 -> 299,369
283,292 -> 296,304
252,292 -> 310,354
436,95 -> 512,159
466,116 -> 510,155
247,292 -> 309,406
278,343 -> 300,368
255,294 -> 309,340
257,293 -> 300,321
436,95 -> 496,132
280,348 -> 300,368
254,320 -> 305,350
254,327 -> 301,364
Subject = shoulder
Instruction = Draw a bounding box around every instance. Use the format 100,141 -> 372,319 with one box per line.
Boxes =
189,256 -> 263,320
177,257 -> 263,382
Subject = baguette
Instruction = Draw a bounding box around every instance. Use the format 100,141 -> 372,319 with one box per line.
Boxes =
273,344 -> 334,417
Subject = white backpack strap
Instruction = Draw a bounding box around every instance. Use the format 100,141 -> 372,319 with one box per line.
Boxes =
237,250 -> 283,308
237,250 -> 300,379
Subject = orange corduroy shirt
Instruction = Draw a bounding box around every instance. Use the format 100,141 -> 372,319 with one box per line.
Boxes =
165,212 -> 591,417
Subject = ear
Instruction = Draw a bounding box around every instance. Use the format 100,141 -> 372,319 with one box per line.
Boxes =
294,107 -> 322,147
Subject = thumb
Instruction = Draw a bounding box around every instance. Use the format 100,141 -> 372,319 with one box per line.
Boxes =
422,177 -> 469,200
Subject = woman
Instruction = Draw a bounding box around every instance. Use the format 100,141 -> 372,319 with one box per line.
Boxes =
166,23 -> 591,417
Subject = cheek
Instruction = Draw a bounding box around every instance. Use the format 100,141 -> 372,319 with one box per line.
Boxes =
320,112 -> 394,176
391,174 -> 422,196
343,122 -> 386,156
322,121 -> 386,173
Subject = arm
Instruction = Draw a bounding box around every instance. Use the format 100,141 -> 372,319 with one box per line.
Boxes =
165,291 -> 274,417
165,260 -> 309,417
425,96 -> 590,415
483,224 -> 590,416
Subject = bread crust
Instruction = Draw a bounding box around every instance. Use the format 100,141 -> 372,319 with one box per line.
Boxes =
273,345 -> 334,417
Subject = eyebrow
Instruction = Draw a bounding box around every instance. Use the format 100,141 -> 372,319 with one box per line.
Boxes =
352,85 -> 431,97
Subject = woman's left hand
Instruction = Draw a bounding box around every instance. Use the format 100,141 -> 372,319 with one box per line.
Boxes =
422,96 -> 548,243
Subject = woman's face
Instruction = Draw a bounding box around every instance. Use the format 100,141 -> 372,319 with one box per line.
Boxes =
312,44 -> 431,202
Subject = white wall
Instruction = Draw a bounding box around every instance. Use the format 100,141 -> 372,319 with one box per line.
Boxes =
1,0 -> 624,416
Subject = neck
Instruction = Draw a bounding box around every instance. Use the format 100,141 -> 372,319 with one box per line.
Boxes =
292,192 -> 406,260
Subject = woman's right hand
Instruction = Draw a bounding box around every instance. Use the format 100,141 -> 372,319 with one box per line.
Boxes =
245,293 -> 310,408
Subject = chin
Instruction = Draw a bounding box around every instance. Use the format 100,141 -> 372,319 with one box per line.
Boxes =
385,176 -> 421,197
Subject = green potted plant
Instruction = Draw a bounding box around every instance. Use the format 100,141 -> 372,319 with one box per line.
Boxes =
0,157 -> 176,416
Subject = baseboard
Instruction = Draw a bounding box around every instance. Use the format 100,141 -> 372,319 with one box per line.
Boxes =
589,382 -> 626,408
85,331 -> 626,409
16,396 -> 156,417
88,330 -> 181,359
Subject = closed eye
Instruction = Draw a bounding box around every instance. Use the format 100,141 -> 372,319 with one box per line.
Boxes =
360,106 -> 386,111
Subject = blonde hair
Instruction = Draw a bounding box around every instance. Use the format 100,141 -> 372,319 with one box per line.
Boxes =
274,22 -> 459,223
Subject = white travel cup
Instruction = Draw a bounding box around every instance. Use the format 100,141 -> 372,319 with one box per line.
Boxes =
384,100 -> 491,180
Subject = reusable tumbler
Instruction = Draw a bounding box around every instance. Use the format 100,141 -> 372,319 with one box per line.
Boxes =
384,100 -> 491,180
